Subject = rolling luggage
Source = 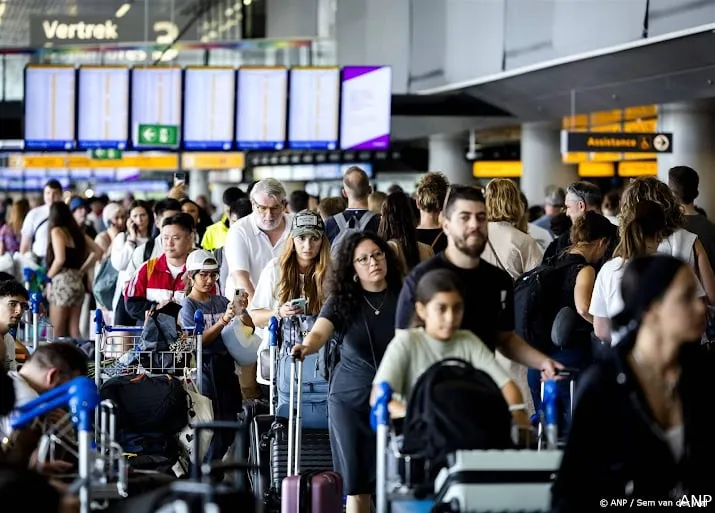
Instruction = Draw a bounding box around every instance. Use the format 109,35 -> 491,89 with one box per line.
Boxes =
249,318 -> 333,511
280,356 -> 343,513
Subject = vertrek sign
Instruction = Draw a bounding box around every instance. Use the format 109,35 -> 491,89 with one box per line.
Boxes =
30,15 -> 197,46
42,20 -> 120,41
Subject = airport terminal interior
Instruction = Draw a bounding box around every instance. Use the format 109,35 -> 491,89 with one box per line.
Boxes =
1,0 -> 715,512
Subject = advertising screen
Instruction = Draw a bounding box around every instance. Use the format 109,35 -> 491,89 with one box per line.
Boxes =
339,66 -> 392,150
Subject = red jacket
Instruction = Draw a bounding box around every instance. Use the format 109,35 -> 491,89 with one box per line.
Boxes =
124,254 -> 187,320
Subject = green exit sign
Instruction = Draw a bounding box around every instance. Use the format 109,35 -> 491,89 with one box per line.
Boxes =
138,124 -> 179,146
89,148 -> 123,160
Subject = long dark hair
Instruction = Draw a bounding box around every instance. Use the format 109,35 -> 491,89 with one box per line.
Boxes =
46,201 -> 86,269
327,231 -> 403,322
412,268 -> 464,328
378,191 -> 421,270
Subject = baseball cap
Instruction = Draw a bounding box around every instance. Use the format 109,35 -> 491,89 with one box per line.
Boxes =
186,249 -> 219,272
544,186 -> 565,207
69,197 -> 87,212
291,210 -> 324,239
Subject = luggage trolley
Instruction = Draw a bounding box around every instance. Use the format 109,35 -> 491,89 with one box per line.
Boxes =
92,308 -> 204,390
10,376 -> 129,513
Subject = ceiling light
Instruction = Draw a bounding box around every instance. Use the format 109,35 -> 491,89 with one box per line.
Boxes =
0,3 -> 6,19
208,30 -> 218,38
200,35 -> 209,42
244,0 -> 252,6
115,2 -> 132,18
225,7 -> 234,16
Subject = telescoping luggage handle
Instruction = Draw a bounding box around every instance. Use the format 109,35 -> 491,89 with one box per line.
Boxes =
371,382 -> 392,513
286,337 -> 304,478
268,316 -> 279,417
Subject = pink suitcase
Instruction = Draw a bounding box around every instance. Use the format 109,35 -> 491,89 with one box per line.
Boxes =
280,357 -> 343,513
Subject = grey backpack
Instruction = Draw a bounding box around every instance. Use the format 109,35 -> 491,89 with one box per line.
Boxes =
331,211 -> 376,257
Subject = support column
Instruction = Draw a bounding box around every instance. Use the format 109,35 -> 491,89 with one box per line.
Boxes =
657,99 -> 715,217
428,133 -> 473,185
188,170 -> 210,202
520,121 -> 578,207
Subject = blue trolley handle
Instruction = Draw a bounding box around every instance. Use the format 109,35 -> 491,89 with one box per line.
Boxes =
194,310 -> 204,395
371,382 -> 392,513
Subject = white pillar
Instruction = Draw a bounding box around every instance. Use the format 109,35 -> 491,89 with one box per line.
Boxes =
520,121 -> 578,207
428,133 -> 473,185
657,99 -> 715,217
188,170 -> 210,201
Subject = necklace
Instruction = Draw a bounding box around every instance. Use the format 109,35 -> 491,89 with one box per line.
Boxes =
363,291 -> 387,316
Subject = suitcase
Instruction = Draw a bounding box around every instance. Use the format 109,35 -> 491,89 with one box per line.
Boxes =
280,356 -> 343,513
432,450 -> 562,513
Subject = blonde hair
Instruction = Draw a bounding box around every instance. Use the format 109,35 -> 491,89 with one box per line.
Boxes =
619,177 -> 683,238
368,192 -> 387,214
485,178 -> 527,233
415,172 -> 450,213
275,234 -> 331,315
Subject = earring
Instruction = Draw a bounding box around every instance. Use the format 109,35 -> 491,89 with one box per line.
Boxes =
353,274 -> 359,283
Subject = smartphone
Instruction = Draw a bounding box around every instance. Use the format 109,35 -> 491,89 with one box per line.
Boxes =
289,297 -> 306,311
234,288 -> 247,312
174,172 -> 186,186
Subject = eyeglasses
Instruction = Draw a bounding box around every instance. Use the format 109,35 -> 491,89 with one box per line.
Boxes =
354,250 -> 386,266
253,202 -> 284,215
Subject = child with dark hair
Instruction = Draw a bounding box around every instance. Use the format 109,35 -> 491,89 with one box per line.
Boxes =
371,268 -> 527,425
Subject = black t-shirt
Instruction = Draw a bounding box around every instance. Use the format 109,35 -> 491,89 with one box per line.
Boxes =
320,289 -> 397,397
395,253 -> 514,352
325,209 -> 381,244
416,228 -> 447,254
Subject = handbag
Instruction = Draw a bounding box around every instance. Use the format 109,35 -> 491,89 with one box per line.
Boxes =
177,379 -> 214,465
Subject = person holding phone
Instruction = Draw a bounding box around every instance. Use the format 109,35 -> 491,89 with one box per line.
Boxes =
180,249 -> 249,462
249,211 -> 330,328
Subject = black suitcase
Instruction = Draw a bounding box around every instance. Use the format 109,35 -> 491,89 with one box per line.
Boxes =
249,414 -> 333,511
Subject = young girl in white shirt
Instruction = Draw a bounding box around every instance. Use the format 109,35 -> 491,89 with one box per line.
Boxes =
372,268 -> 529,428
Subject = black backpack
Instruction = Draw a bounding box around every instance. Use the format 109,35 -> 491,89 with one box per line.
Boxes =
513,260 -> 577,352
400,358 -> 514,467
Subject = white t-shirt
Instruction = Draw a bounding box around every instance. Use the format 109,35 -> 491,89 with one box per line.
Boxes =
249,258 -> 281,315
3,333 -> 17,371
658,228 -> 698,266
528,223 -> 553,252
168,262 -> 184,279
223,214 -> 292,299
373,328 -> 512,402
590,255 -> 705,346
20,204 -> 50,259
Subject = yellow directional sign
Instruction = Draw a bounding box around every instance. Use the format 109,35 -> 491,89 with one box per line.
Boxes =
10,154 -> 179,170
181,152 -> 245,170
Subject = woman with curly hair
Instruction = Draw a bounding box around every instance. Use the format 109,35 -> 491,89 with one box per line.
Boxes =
415,171 -> 450,253
619,177 -> 715,303
292,231 -> 403,513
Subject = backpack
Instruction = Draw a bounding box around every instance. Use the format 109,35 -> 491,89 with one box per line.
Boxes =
331,211 -> 376,256
400,358 -> 514,467
513,260 -> 580,352
275,315 -> 329,429
143,237 -> 156,263
93,258 -> 119,311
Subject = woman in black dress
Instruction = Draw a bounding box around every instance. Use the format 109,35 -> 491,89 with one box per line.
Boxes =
292,231 -> 403,513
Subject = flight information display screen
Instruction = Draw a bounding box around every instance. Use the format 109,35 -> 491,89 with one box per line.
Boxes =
288,67 -> 339,150
24,65 -> 77,151
77,66 -> 129,150
183,67 -> 236,150
131,67 -> 182,149
235,67 -> 287,150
